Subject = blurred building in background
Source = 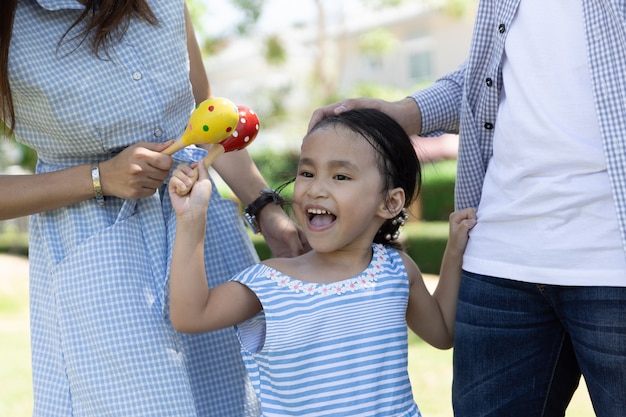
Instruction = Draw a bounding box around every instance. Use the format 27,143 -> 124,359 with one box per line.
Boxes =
205,1 -> 476,152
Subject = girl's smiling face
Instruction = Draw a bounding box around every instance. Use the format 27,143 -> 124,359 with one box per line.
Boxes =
293,126 -> 394,253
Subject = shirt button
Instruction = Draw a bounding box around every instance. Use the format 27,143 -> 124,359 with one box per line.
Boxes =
154,128 -> 163,138
498,23 -> 506,33
132,71 -> 143,81
486,78 -> 493,87
484,122 -> 494,130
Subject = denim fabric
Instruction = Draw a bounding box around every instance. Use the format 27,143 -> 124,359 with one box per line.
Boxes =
452,271 -> 626,417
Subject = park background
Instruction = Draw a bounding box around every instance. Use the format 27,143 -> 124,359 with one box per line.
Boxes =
1,0 -> 594,415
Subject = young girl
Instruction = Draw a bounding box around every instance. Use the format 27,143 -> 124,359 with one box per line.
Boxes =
169,109 -> 477,417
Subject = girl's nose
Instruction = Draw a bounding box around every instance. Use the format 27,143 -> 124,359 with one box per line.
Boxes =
306,178 -> 329,198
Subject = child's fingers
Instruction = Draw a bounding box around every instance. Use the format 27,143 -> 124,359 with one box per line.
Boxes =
461,208 -> 477,229
178,162 -> 195,176
196,158 -> 209,181
171,163 -> 200,197
450,208 -> 476,223
449,208 -> 477,235
169,175 -> 187,196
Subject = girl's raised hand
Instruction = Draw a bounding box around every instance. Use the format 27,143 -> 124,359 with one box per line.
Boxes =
168,159 -> 212,219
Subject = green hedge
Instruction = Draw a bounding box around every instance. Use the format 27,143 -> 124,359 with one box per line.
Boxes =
250,220 -> 449,275
1,222 -> 448,275
402,221 -> 449,275
0,233 -> 29,257
420,159 -> 457,221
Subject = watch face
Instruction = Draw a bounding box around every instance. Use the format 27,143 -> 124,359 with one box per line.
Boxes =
242,212 -> 260,234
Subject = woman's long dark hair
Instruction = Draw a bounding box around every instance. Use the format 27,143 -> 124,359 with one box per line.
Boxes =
0,0 -> 157,136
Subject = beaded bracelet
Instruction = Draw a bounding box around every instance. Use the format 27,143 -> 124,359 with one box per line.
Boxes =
91,162 -> 105,206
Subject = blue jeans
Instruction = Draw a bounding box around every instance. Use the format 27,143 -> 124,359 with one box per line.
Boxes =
452,271 -> 626,417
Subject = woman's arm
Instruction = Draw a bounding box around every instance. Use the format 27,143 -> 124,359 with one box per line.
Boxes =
0,140 -> 175,220
0,164 -> 93,220
184,3 -> 211,102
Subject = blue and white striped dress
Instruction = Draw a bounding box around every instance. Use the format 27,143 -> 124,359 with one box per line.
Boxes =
232,244 -> 422,417
10,0 -> 260,415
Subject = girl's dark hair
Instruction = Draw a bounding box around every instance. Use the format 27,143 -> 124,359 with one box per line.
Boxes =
309,108 -> 422,250
0,0 -> 157,136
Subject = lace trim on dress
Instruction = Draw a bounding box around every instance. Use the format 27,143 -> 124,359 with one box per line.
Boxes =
265,244 -> 388,296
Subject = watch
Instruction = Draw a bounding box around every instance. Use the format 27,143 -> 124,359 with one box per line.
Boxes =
243,188 -> 285,234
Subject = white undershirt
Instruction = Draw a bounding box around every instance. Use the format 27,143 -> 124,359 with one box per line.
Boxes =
462,0 -> 626,286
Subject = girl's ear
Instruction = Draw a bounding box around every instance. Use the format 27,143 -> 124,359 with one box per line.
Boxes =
378,187 -> 405,220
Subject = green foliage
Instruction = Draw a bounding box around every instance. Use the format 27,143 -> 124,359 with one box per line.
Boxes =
264,35 -> 287,66
251,148 -> 300,190
0,138 -> 37,173
420,159 -> 457,221
363,0 -> 408,8
0,233 -> 29,257
358,28 -> 398,57
1,120 -> 11,137
349,82 -> 408,102
230,0 -> 264,35
402,221 -> 449,274
441,0 -> 473,18
17,143 -> 37,172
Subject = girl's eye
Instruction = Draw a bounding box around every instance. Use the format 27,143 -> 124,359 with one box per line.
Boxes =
334,174 -> 350,181
298,170 -> 313,178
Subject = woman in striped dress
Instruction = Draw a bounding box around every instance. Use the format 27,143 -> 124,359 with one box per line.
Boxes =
169,109 -> 477,416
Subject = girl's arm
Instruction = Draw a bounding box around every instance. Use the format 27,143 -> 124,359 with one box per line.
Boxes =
405,207 -> 476,349
168,162 -> 262,334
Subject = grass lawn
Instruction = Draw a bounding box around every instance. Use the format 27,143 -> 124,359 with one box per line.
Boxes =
0,255 -> 595,416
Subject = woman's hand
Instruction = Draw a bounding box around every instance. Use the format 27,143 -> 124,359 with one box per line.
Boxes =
308,97 -> 422,136
257,205 -> 310,258
99,141 -> 175,200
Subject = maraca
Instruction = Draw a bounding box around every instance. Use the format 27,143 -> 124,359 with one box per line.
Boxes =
203,105 -> 261,166
175,105 -> 261,196
161,97 -> 239,156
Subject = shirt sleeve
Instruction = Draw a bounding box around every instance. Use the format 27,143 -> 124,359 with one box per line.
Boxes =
410,60 -> 467,137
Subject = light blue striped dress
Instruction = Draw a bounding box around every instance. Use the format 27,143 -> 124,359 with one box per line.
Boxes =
10,0 -> 260,415
233,244 -> 422,417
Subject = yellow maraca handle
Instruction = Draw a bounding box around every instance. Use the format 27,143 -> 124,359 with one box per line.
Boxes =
162,97 -> 239,156
162,141 -> 187,156
203,144 -> 226,167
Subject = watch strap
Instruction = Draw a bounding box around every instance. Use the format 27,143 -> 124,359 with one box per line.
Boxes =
243,188 -> 285,234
